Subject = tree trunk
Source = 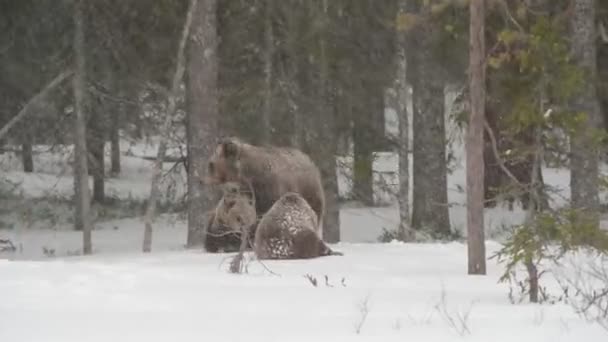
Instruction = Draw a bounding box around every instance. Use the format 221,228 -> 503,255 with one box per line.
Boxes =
72,0 -> 92,254
186,0 -> 219,248
317,0 -> 340,243
410,60 -> 450,237
395,0 -> 413,242
570,0 -> 600,231
87,55 -> 111,203
467,0 -> 487,275
371,87 -> 387,152
352,105 -> 374,206
261,0 -> 274,144
21,127 -> 33,173
110,88 -> 121,176
87,121 -> 105,203
143,0 -> 199,253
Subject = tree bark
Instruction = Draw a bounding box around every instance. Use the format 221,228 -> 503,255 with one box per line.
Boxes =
261,0 -> 274,145
143,0 -> 199,253
21,127 -> 33,173
317,0 -> 340,243
395,0 -> 413,242
72,0 -> 92,254
186,0 -> 219,248
570,0 -> 600,231
110,87 -> 122,176
467,0 -> 487,275
87,116 -> 105,203
352,106 -> 374,206
410,63 -> 450,237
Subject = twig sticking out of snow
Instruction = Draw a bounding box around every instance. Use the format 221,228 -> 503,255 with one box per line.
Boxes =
229,229 -> 250,274
434,285 -> 473,337
354,293 -> 371,335
304,274 -> 318,287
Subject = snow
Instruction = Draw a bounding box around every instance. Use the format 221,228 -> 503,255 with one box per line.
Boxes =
1,135 -> 607,341
1,243 -> 606,341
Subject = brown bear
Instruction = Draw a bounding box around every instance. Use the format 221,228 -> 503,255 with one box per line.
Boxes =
252,192 -> 342,259
205,136 -> 325,235
204,182 -> 258,253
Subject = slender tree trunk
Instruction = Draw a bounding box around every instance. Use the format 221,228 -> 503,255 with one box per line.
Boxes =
395,0 -> 413,241
87,124 -> 105,203
186,0 -> 218,248
261,0 -> 274,144
21,127 -> 33,173
352,107 -> 374,206
87,54 -> 111,203
317,0 -> 340,243
143,0 -> 198,253
467,0 -> 486,275
110,87 -> 122,176
73,0 -> 92,254
570,0 -> 600,231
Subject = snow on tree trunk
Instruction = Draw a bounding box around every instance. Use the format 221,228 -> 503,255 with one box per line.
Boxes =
395,0 -> 413,242
185,0 -> 219,248
72,0 -> 92,254
143,0 -> 198,253
466,0 -> 487,275
569,0 -> 601,230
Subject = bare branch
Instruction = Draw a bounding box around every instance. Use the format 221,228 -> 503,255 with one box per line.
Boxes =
483,119 -> 525,188
0,70 -> 73,140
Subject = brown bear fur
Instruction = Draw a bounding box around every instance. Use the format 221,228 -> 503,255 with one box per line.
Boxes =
253,192 -> 342,259
204,182 -> 258,253
205,137 -> 325,235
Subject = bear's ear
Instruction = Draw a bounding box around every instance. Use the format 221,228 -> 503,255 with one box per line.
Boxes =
222,140 -> 239,159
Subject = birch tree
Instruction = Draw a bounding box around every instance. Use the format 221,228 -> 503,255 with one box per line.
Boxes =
395,0 -> 413,242
143,0 -> 198,253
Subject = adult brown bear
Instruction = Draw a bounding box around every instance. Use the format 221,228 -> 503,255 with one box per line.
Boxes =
205,137 -> 325,235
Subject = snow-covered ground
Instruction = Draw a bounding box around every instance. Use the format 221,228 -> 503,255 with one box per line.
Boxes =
1,243 -> 606,341
1,138 -> 607,341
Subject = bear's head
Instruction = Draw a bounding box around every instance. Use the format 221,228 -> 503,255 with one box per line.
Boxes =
206,137 -> 242,185
215,182 -> 257,234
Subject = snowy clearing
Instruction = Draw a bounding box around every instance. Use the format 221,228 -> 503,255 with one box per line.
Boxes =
1,140 -> 607,341
1,243 -> 606,342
